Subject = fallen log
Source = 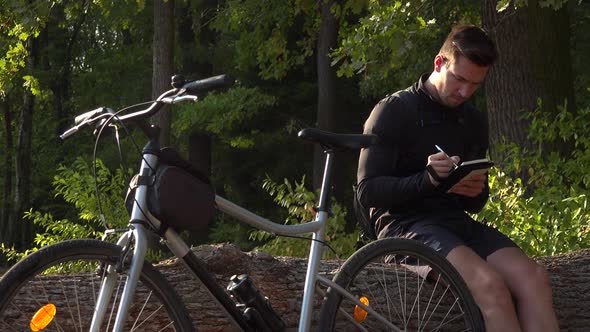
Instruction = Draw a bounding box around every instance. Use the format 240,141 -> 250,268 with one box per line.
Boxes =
158,243 -> 590,331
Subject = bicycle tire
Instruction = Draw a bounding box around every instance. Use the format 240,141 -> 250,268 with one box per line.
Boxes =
318,238 -> 484,331
0,239 -> 194,332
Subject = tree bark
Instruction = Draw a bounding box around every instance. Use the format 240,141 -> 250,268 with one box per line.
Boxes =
8,37 -> 37,249
186,133 -> 212,244
0,100 -> 13,240
163,244 -> 590,331
152,0 -> 175,147
49,2 -> 86,136
481,0 -> 574,157
313,0 -> 338,190
17,243 -> 590,331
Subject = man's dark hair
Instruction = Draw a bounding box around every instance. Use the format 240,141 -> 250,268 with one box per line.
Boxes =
440,25 -> 497,67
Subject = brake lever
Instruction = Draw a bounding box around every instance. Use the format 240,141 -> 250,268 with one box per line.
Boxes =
60,108 -> 116,140
160,94 -> 199,104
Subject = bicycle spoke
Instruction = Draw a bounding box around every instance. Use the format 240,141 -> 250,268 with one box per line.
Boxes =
0,313 -> 21,332
131,290 -> 153,330
376,262 -> 398,324
130,291 -> 172,331
106,274 -> 125,331
75,278 -> 83,332
60,279 -> 79,332
406,258 -> 426,329
388,256 -> 404,323
0,241 -> 192,331
133,303 -> 166,331
157,321 -> 176,332
319,239 -> 483,331
421,272 -> 442,327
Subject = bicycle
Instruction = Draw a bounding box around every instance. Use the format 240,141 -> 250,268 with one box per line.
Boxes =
0,74 -> 484,331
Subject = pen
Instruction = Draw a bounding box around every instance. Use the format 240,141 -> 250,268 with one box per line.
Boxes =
435,145 -> 459,169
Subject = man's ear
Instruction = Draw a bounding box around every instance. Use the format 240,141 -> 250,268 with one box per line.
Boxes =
434,55 -> 445,72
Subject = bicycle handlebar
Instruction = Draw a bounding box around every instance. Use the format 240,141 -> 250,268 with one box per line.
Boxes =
181,74 -> 234,94
60,74 -> 234,140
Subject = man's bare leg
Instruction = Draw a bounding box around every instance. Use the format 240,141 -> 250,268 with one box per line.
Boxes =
446,245 -> 521,332
487,247 -> 559,332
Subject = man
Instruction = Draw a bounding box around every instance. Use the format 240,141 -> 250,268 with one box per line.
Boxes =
356,25 -> 558,331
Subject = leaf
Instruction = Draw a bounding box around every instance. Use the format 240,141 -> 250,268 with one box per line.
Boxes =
496,0 -> 511,12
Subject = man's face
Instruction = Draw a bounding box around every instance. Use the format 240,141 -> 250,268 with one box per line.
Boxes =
436,55 -> 489,108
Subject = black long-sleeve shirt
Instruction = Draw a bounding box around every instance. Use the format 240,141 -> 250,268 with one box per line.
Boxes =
357,74 -> 490,237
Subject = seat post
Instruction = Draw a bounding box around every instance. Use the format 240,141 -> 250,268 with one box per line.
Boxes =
299,149 -> 334,332
316,150 -> 335,213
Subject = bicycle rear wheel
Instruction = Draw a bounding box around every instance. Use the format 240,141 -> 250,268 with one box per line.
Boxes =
0,239 -> 194,332
318,238 -> 484,331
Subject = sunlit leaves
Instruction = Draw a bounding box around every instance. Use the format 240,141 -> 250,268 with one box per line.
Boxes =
22,75 -> 40,95
475,103 -> 590,256
0,42 -> 27,95
332,0 -> 437,77
496,0 -> 570,12
53,158 -> 131,229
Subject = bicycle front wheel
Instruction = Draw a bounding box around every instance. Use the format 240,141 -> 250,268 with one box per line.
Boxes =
0,239 -> 194,332
319,238 -> 484,331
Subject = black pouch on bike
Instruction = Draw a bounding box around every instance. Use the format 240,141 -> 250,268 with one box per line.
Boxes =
126,148 -> 215,232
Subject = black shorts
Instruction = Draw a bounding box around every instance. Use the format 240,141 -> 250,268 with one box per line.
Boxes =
379,216 -> 519,260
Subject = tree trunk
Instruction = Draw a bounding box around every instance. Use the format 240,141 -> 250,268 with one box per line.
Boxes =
50,4 -> 86,137
313,0 -> 338,190
187,133 -> 212,244
0,100 -> 13,241
9,37 -> 37,249
152,0 -> 175,147
481,0 -> 574,157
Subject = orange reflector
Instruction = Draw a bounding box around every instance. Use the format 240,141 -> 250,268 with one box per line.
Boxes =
30,303 -> 56,331
353,296 -> 369,323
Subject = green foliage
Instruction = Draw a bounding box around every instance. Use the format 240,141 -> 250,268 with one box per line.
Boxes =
53,158 -> 131,229
0,0 -> 53,95
333,1 -> 434,77
331,0 -> 480,98
475,102 -> 590,256
211,0 -> 319,79
248,176 -> 359,258
496,0 -> 571,12
208,215 -> 258,251
0,39 -> 27,95
1,158 -> 131,261
210,0 -> 371,80
173,86 -> 277,148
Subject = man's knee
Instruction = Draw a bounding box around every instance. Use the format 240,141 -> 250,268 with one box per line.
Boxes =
472,268 -> 513,309
515,262 -> 553,298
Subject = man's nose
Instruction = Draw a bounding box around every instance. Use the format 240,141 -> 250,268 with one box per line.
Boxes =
458,84 -> 476,98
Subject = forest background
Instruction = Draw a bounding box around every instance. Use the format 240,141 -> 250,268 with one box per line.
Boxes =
0,0 -> 589,265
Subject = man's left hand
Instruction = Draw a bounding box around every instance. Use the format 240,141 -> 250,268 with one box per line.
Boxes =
448,173 -> 486,197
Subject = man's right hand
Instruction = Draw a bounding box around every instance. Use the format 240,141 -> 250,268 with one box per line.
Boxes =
426,152 -> 460,185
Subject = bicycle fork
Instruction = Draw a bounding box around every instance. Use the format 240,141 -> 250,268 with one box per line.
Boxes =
90,149 -> 158,331
89,225 -> 149,332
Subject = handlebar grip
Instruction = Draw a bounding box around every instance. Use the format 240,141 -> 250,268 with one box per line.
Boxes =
74,107 -> 108,125
60,126 -> 79,140
182,74 -> 234,93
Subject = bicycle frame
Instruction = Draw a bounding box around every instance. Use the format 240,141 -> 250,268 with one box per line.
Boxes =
83,95 -> 383,331
89,137 -> 388,332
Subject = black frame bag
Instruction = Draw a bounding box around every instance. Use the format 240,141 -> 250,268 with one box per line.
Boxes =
126,148 -> 215,232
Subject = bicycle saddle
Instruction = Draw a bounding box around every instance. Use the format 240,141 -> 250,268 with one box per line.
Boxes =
297,128 -> 377,151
